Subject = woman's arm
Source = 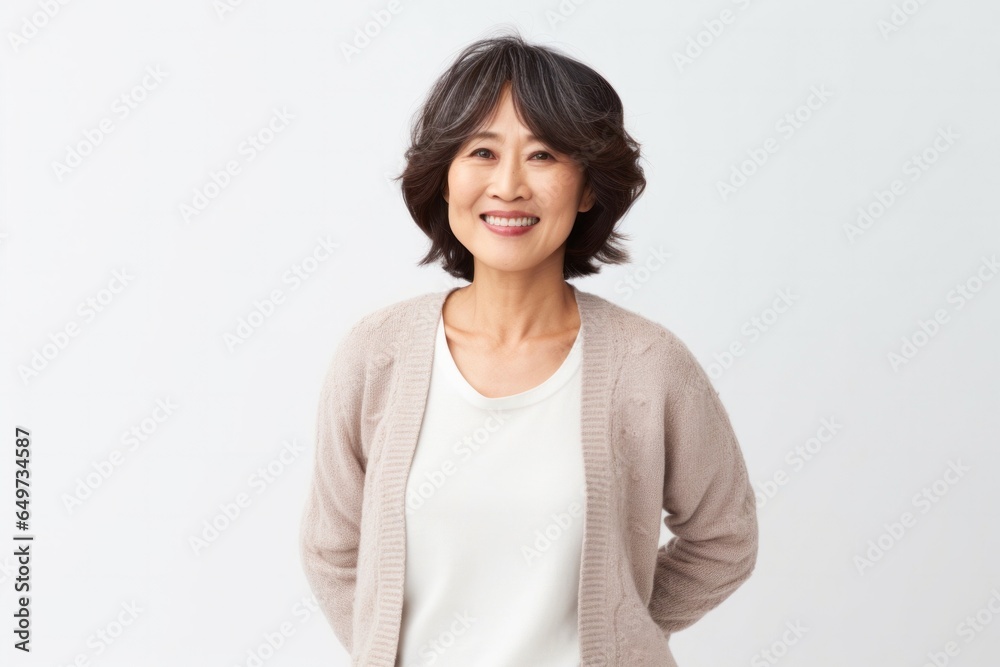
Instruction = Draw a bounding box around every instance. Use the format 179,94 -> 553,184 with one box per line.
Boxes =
299,329 -> 368,654
648,366 -> 759,636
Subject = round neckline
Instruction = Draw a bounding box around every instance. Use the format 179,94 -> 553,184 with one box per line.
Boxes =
435,305 -> 583,410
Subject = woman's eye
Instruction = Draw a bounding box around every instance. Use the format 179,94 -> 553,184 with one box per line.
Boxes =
469,148 -> 553,160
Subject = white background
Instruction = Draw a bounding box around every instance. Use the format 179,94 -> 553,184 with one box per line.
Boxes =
2,0 -> 999,665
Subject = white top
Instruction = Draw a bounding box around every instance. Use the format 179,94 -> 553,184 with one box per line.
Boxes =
397,313 -> 585,667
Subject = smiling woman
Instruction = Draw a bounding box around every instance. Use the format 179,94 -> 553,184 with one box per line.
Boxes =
397,34 -> 645,284
443,90 -> 596,262
299,27 -> 758,667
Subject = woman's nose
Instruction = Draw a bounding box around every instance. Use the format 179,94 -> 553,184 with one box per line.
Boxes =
488,158 -> 528,199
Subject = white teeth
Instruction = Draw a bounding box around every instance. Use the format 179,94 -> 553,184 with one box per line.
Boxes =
482,215 -> 540,227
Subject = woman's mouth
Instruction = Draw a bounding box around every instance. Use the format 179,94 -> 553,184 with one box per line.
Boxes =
480,214 -> 540,228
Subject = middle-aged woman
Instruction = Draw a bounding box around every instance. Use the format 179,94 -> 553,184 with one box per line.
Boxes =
300,29 -> 759,667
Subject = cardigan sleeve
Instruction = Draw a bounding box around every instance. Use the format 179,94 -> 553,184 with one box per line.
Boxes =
647,356 -> 759,636
299,327 -> 367,654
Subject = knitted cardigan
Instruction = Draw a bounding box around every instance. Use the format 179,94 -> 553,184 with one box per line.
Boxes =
299,284 -> 759,666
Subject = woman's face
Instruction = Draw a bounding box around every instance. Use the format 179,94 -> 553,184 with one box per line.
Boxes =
443,86 -> 595,280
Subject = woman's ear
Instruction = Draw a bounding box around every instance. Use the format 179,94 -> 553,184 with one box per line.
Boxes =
579,184 -> 595,213
442,183 -> 449,203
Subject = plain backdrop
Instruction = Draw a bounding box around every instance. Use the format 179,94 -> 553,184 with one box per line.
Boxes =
1,0 -> 999,665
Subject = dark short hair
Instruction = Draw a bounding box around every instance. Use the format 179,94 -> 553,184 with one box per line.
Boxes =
392,28 -> 647,282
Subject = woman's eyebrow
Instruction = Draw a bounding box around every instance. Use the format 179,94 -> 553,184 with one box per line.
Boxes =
467,131 -> 541,143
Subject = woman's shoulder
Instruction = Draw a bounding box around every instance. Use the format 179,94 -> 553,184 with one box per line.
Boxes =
343,289 -> 446,340
328,289 -> 447,361
581,289 -> 712,391
580,289 -> 690,352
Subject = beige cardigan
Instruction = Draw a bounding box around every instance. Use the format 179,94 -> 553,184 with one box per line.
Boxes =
299,284 -> 758,666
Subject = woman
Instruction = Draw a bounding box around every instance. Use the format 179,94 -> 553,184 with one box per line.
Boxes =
300,30 -> 758,667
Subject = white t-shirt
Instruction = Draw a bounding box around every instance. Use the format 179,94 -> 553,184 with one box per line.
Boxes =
397,313 -> 585,667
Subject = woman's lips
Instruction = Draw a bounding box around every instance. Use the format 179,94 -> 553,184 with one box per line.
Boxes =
479,214 -> 538,236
